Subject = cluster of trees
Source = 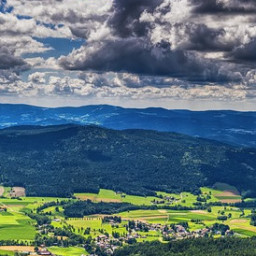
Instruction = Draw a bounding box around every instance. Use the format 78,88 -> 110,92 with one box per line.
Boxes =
212,223 -> 230,236
250,210 -> 256,226
0,240 -> 33,246
127,220 -> 149,232
28,213 -> 51,226
0,125 -> 256,197
36,200 -> 61,212
113,237 -> 256,256
63,200 -> 140,217
103,216 -> 122,223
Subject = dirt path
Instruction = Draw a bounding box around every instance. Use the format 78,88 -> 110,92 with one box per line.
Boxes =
0,246 -> 35,252
191,210 -> 207,214
0,187 -> 4,197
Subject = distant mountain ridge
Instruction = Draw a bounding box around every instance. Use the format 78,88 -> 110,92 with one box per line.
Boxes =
0,104 -> 256,147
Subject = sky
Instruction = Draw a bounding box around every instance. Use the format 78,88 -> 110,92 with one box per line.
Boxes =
1,0 -> 256,110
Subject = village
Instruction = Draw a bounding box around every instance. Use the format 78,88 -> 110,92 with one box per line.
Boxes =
15,213 -> 231,256
86,217 -> 234,256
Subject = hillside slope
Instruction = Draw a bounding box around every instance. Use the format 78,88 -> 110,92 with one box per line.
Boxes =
0,104 -> 256,147
0,125 -> 255,197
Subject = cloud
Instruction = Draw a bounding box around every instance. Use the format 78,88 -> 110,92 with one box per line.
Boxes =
60,38 -> 243,83
0,0 -> 256,106
28,72 -> 46,84
0,46 -> 29,71
108,0 -> 165,38
1,69 -> 256,105
230,38 -> 256,61
190,0 -> 256,14
58,0 -> 248,84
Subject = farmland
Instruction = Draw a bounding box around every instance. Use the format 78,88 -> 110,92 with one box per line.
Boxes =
75,189 -> 159,206
0,183 -> 256,255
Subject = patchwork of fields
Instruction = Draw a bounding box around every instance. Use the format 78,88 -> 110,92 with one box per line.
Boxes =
0,183 -> 255,255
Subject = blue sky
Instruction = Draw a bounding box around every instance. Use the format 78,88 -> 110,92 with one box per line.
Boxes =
0,0 -> 256,110
23,37 -> 85,59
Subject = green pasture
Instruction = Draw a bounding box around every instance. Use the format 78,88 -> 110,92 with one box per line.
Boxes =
49,246 -> 88,256
0,211 -> 35,241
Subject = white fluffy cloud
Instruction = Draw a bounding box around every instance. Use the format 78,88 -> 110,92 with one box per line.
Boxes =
1,70 -> 255,104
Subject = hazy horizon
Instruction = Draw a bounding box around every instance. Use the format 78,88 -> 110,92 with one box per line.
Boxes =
1,96 -> 256,112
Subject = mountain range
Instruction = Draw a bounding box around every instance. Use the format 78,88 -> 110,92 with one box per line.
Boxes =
0,104 -> 256,147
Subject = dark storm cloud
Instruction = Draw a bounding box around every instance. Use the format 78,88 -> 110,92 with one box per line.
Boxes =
108,0 -> 166,38
0,46 -> 29,71
190,0 -> 256,14
230,38 -> 256,61
59,38 -> 240,83
60,39 -> 186,75
185,24 -> 232,52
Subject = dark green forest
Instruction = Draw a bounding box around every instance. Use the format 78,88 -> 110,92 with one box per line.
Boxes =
0,125 -> 255,197
113,238 -> 256,256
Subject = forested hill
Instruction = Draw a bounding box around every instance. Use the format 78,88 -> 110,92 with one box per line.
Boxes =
0,125 -> 256,197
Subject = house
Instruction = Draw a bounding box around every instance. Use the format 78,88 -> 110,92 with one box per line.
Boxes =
38,248 -> 52,255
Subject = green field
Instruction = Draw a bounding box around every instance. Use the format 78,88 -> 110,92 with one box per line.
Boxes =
49,246 -> 88,256
0,211 -> 35,241
0,195 -> 70,241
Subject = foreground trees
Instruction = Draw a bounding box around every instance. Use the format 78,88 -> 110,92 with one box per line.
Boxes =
114,238 -> 256,256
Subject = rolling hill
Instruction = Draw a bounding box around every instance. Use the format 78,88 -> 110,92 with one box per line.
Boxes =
0,104 -> 255,147
0,125 -> 255,197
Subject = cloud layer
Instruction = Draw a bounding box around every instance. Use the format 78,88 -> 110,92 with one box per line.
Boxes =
0,0 -> 256,108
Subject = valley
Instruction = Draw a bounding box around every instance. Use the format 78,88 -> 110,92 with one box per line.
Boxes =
0,125 -> 255,255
